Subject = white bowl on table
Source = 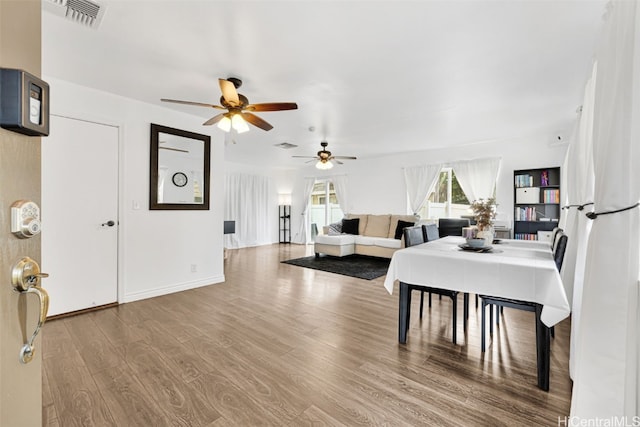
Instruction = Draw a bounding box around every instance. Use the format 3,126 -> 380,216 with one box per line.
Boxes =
466,238 -> 488,248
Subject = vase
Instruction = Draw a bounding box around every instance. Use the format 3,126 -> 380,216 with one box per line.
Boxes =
476,225 -> 494,247
462,226 -> 478,239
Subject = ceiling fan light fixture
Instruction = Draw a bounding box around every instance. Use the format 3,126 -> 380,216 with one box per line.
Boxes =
217,116 -> 232,132
316,160 -> 333,170
162,77 -> 296,132
232,114 -> 250,133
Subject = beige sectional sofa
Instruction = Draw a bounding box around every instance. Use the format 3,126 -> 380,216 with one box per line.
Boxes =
314,213 -> 419,259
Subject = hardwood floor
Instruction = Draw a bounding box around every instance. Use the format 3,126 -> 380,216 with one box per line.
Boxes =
42,243 -> 573,426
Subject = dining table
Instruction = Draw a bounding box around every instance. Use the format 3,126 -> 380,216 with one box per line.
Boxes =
383,235 -> 570,390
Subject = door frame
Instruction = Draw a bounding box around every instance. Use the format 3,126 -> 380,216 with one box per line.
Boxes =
48,111 -> 124,306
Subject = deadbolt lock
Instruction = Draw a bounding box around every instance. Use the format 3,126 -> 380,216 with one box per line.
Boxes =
11,200 -> 41,239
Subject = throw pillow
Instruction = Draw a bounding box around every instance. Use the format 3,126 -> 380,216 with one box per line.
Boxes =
342,218 -> 360,235
394,220 -> 415,240
328,222 -> 343,235
364,215 -> 391,237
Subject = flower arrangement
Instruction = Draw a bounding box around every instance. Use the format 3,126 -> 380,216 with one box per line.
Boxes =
470,197 -> 497,230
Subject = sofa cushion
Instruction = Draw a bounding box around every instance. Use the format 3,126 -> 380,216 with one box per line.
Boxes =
364,214 -> 391,237
354,235 -> 376,246
354,235 -> 402,249
346,214 -> 368,235
315,234 -> 356,245
327,221 -> 343,235
341,218 -> 360,235
394,220 -> 415,239
388,214 -> 420,238
374,237 -> 402,249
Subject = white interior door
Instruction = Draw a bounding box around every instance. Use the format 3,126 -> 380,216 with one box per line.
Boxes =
42,115 -> 119,316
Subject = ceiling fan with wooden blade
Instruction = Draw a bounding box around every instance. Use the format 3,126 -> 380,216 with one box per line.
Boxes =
161,77 -> 298,132
293,141 -> 356,169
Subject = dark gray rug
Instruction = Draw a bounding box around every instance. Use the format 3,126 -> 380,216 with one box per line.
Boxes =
281,254 -> 390,280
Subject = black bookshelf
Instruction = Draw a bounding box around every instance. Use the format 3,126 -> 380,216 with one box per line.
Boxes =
513,167 -> 561,241
279,205 -> 291,243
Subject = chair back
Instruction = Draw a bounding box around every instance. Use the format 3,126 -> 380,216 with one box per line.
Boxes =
403,225 -> 426,247
553,233 -> 568,271
550,227 -> 563,251
422,223 -> 440,242
438,218 -> 471,237
461,215 -> 477,225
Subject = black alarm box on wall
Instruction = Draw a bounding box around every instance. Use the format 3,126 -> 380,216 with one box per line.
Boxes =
0,68 -> 49,136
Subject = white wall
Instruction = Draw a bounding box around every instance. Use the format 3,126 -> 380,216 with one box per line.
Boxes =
288,135 -> 568,242
45,77 -> 225,303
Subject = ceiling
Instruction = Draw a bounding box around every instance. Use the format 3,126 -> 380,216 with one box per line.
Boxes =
41,0 -> 607,169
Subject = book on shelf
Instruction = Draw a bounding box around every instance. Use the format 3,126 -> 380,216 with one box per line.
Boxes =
515,206 -> 538,221
515,207 -> 558,222
514,233 -> 539,240
542,189 -> 560,203
515,174 -> 534,188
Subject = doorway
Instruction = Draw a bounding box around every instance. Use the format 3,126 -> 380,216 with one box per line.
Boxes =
309,180 -> 343,241
41,115 -> 119,316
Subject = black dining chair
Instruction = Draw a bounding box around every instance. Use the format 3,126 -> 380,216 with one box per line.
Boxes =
403,225 -> 468,344
437,218 -> 471,237
492,228 -> 567,327
437,218 -> 482,308
422,223 -> 440,242
403,224 -> 425,247
550,227 -> 564,252
403,225 -> 429,317
479,232 -> 568,353
420,223 -> 440,313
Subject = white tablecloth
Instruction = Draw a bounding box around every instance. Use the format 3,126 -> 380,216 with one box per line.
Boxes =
383,236 -> 570,327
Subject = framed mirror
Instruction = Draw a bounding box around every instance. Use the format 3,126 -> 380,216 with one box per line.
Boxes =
149,123 -> 211,210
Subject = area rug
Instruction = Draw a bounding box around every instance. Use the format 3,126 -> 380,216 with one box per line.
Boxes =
281,254 -> 390,280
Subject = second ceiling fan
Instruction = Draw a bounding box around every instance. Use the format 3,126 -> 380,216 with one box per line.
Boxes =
161,77 -> 298,132
293,141 -> 357,170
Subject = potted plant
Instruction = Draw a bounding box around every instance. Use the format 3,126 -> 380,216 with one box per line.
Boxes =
470,197 -> 497,245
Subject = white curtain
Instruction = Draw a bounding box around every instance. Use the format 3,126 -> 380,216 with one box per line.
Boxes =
224,173 -> 272,249
560,64 -> 596,379
451,157 -> 501,202
293,177 -> 316,244
571,0 -> 639,418
332,174 -> 349,215
403,164 -> 443,215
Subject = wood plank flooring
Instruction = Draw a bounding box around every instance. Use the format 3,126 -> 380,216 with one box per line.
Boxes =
42,243 -> 573,426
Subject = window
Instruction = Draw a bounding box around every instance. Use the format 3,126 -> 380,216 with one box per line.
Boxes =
309,181 -> 343,240
418,168 -> 470,219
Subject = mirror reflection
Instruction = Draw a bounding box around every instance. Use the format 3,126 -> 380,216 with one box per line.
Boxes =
150,124 -> 210,210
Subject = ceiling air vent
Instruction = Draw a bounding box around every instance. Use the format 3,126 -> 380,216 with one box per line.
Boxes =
44,0 -> 105,29
274,142 -> 298,149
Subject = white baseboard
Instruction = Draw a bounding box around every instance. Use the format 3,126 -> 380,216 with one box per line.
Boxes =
122,275 -> 225,303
